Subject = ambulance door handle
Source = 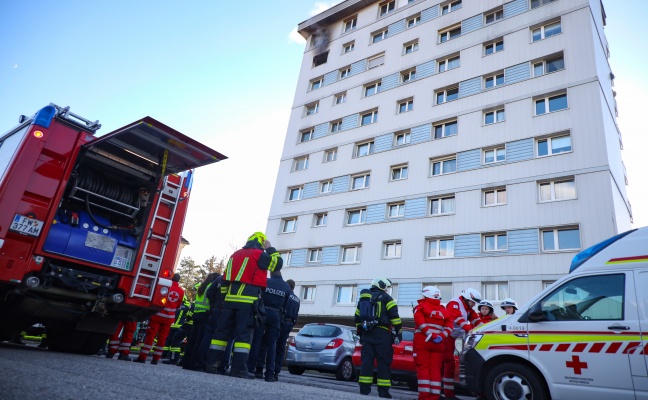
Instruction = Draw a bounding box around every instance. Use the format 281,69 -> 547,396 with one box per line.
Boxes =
607,325 -> 630,331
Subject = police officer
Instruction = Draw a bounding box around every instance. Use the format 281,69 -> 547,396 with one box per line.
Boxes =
274,278 -> 299,381
248,270 -> 291,381
355,277 -> 402,398
208,232 -> 282,379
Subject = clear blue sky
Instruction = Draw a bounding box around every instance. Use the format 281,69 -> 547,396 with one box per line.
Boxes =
1,1 -> 646,264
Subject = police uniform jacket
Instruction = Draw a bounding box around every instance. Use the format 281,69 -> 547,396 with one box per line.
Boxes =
263,276 -> 291,311
283,289 -> 300,323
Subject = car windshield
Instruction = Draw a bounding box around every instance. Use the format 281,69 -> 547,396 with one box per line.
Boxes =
299,325 -> 342,337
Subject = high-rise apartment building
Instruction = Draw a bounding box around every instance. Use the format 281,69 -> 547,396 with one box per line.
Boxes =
267,0 -> 630,322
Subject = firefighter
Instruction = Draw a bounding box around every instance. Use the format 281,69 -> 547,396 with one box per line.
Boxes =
134,273 -> 185,364
355,277 -> 402,398
182,273 -> 219,370
194,273 -> 225,372
106,320 -> 138,361
500,298 -> 518,315
477,300 -> 497,324
248,270 -> 291,381
443,288 -> 482,400
162,294 -> 192,365
274,278 -> 300,381
207,232 -> 282,379
413,286 -> 453,400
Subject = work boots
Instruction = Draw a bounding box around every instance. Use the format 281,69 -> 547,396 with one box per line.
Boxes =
378,387 -> 393,399
117,354 -> 133,361
229,369 -> 255,379
162,358 -> 178,365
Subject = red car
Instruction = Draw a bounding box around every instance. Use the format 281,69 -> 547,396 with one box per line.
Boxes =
351,328 -> 461,391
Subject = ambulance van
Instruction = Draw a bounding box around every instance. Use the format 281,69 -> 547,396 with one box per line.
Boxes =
461,227 -> 648,400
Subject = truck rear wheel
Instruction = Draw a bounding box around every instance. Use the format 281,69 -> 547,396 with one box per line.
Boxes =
484,362 -> 548,400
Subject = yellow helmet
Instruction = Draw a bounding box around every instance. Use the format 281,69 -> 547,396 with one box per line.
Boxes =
248,232 -> 267,246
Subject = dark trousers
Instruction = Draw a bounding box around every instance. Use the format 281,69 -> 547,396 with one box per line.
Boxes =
196,307 -> 221,370
359,328 -> 394,395
274,320 -> 294,375
248,308 -> 280,377
168,323 -> 190,360
182,312 -> 209,370
209,305 -> 254,373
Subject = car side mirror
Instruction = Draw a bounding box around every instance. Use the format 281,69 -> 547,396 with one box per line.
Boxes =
520,302 -> 547,323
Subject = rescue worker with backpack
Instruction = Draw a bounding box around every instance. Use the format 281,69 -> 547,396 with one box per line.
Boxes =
355,277 -> 402,398
207,232 -> 282,379
477,300 -> 497,324
413,286 -> 453,400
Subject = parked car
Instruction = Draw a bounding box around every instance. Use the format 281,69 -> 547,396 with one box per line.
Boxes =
286,323 -> 358,381
352,327 -> 462,391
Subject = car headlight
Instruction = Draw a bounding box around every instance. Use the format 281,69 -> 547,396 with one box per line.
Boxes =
463,333 -> 483,352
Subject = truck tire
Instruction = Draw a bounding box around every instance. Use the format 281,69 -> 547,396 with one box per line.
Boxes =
288,366 -> 305,375
77,332 -> 109,355
47,325 -> 88,353
484,362 -> 548,400
335,358 -> 355,381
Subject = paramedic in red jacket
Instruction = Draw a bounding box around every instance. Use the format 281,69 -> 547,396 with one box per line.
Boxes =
477,300 -> 497,324
413,286 -> 453,400
442,288 -> 482,400
134,273 -> 185,364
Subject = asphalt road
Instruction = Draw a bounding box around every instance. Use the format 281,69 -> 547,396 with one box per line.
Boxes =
0,342 -> 475,400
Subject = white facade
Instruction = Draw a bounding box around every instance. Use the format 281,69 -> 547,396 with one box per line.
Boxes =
266,0 -> 631,321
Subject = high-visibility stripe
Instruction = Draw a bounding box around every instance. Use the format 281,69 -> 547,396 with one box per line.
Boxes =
390,318 -> 402,325
377,379 -> 391,387
359,376 -> 373,384
234,341 -> 251,349
234,258 -> 249,281
606,255 -> 648,264
359,293 -> 372,300
268,252 -> 279,272
225,258 -> 233,280
386,300 -> 396,310
418,379 -> 431,384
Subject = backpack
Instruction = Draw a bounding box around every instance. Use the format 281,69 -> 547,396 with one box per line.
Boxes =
359,291 -> 385,331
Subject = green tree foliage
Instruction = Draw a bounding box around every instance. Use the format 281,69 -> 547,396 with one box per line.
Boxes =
175,255 -> 226,301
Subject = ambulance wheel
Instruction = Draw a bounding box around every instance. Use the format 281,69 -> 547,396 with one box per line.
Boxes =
485,362 -> 548,400
288,366 -> 305,375
335,358 -> 355,381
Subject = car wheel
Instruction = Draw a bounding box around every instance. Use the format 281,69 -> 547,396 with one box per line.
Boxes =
484,362 -> 548,400
288,366 -> 305,375
335,358 -> 354,381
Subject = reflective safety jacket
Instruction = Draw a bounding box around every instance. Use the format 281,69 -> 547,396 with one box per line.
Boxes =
479,313 -> 497,324
354,288 -> 402,334
194,286 -> 210,315
171,298 -> 192,329
151,281 -> 185,324
413,297 -> 453,351
446,297 -> 482,338
223,240 -> 282,305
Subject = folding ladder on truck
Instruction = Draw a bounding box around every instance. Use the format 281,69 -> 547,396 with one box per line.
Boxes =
130,173 -> 185,300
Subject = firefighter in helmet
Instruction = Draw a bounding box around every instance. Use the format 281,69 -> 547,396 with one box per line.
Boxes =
207,232 -> 282,379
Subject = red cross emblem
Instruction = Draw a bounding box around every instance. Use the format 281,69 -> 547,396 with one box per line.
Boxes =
566,355 -> 588,375
168,290 -> 179,303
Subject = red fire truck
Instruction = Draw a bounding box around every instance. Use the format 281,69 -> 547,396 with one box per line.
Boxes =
0,104 -> 226,354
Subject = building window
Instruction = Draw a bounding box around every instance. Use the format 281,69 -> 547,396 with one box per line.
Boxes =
536,134 -> 571,156
436,87 -> 459,104
438,55 -> 460,72
429,195 -> 455,216
426,238 -> 455,258
484,109 -> 505,125
484,233 -> 507,252
346,208 -> 367,225
293,156 -> 309,171
484,39 -> 504,55
343,16 -> 357,33
439,25 -> 461,43
542,227 -> 581,251
394,131 -> 411,146
308,248 -> 322,262
314,213 -> 328,227
339,66 -> 351,79
403,41 -> 419,54
484,187 -> 507,206
303,286 -> 316,301
341,246 -> 361,264
379,0 -> 395,17
407,15 -> 421,28
535,93 -> 568,115
483,282 -> 508,301
441,0 -> 462,15
423,283 -> 453,301
351,173 -> 371,190
324,148 -> 337,162
384,241 -> 402,258
288,187 -> 303,201
532,21 -> 562,42
281,217 -> 297,233
280,251 -> 291,267
364,81 -> 382,97
484,73 -> 505,89
372,29 -> 388,43
336,285 -> 356,303
361,110 -> 378,126
398,99 -> 414,114
343,41 -> 355,54
335,92 -> 347,105
313,51 -> 329,67
390,165 -> 408,181
305,102 -> 319,116
320,180 -> 333,194
388,202 -> 405,218
355,141 -> 375,157
401,69 -> 416,83
543,281 -> 555,290
539,178 -> 576,202
484,147 -> 506,164
430,157 -> 457,176
310,77 -> 323,91
330,120 -> 342,133
533,55 -> 565,77
484,8 -> 503,24
531,0 -> 557,9
434,120 -> 458,139
367,54 -> 385,69
299,128 -> 313,143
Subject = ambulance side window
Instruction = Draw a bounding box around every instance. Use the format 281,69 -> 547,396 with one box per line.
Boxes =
540,274 -> 625,321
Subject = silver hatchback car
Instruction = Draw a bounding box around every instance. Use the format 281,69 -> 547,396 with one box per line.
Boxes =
286,323 -> 358,381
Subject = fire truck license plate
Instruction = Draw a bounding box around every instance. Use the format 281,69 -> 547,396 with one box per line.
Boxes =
10,214 -> 44,237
